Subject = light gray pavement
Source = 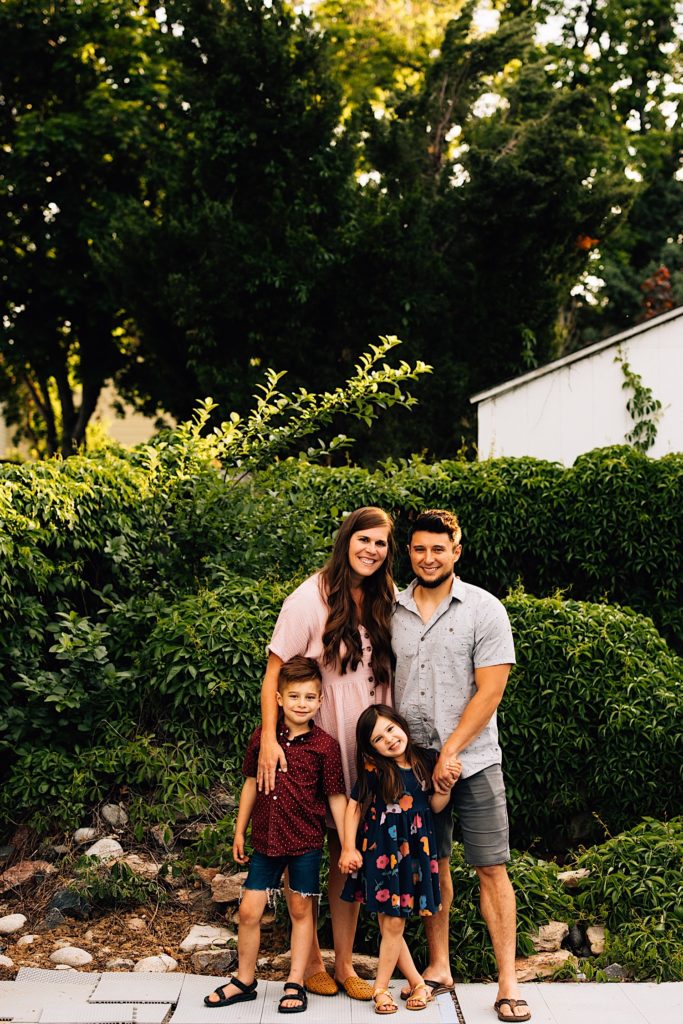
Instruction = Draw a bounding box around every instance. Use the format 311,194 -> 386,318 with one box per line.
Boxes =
0,971 -> 680,1024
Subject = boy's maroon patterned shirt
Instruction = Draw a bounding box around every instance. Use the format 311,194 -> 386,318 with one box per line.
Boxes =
243,721 -> 345,857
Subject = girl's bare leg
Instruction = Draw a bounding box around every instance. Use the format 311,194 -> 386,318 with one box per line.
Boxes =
327,827 -> 362,980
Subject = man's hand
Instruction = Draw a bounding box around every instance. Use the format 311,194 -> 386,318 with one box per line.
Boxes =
257,736 -> 287,793
433,751 -> 462,793
233,832 -> 249,865
339,847 -> 363,874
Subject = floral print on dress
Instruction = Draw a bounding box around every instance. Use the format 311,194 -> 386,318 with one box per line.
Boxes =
341,762 -> 441,918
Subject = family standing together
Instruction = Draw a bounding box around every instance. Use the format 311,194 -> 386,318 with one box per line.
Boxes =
204,508 -> 530,1022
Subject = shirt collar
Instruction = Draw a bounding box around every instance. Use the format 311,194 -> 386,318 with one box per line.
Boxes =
277,718 -> 316,743
396,575 -> 467,612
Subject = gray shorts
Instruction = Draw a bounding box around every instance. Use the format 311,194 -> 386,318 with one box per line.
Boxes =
433,763 -> 510,866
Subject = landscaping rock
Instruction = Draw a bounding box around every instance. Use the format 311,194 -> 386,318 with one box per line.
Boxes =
106,958 -> 135,969
211,871 -> 248,903
16,934 -> 35,946
0,859 -> 56,893
38,908 -> 66,931
84,837 -> 123,861
0,845 -> 15,863
557,868 -> 591,888
0,913 -> 26,935
73,828 -> 98,845
195,865 -> 220,885
49,947 -> 93,967
102,804 -> 129,829
134,954 -> 177,972
126,917 -> 147,932
515,950 -> 576,982
0,954 -> 14,968
149,824 -> 174,850
117,854 -> 160,879
47,889 -> 91,920
586,925 -> 605,954
179,923 -> 235,952
532,921 -> 569,952
267,949 -> 378,979
603,963 -> 630,980
191,948 -> 238,974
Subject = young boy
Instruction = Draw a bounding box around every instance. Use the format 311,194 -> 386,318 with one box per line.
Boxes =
204,656 -> 347,1014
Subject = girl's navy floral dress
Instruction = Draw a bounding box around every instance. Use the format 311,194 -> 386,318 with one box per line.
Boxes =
341,760 -> 441,917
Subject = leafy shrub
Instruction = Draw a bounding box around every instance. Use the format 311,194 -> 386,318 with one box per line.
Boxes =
70,857 -> 168,910
575,817 -> 683,981
501,593 -> 682,848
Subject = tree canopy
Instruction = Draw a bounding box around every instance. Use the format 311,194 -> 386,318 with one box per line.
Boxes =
1,0 -> 681,458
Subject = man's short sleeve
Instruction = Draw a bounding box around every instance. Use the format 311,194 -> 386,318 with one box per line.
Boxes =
321,736 -> 345,796
268,576 -> 321,661
473,594 -> 516,668
242,726 -> 262,778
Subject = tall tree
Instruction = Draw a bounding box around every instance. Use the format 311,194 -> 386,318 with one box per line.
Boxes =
0,0 -> 168,455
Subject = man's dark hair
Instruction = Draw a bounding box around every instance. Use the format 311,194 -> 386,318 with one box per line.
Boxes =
408,508 -> 462,545
277,655 -> 322,693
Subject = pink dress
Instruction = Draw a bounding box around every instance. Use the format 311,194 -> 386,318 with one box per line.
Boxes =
269,573 -> 392,795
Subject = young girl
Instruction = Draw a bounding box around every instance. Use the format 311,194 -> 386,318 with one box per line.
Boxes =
339,706 -> 461,1015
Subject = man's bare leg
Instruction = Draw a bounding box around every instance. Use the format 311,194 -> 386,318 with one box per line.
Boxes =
477,864 -> 528,1020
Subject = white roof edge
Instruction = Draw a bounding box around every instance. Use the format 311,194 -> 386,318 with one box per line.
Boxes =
469,304 -> 683,405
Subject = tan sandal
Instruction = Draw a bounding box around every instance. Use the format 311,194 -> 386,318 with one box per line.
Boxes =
406,981 -> 433,1011
372,988 -> 398,1015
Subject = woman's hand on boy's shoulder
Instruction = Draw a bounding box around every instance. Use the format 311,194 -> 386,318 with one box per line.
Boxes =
233,832 -> 250,865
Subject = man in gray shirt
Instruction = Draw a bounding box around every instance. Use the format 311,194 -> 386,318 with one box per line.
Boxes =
392,509 -> 529,1023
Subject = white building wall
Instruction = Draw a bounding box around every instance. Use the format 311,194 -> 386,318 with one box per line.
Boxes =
474,308 -> 683,464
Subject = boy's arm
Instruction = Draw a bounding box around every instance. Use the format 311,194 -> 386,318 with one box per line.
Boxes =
327,793 -> 348,839
338,798 -> 363,873
233,777 -> 257,864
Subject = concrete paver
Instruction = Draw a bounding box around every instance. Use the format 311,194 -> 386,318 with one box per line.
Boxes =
0,973 -> 680,1024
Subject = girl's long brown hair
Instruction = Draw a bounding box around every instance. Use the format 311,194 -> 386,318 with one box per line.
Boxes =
354,705 -> 433,819
319,507 -> 395,686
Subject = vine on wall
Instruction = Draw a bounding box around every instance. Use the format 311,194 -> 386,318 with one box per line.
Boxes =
614,347 -> 662,452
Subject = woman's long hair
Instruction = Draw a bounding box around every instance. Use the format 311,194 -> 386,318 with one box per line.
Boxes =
354,705 -> 433,819
319,507 -> 395,686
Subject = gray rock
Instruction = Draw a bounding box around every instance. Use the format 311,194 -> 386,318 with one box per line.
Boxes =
531,921 -> 569,952
603,962 -> 630,980
73,827 -> 98,845
47,889 -> 91,920
49,946 -> 93,967
0,844 -> 15,863
84,836 -> 123,861
179,923 -> 234,952
0,913 -> 27,935
134,954 -> 177,972
190,948 -> 238,974
38,908 -> 66,931
102,804 -> 129,829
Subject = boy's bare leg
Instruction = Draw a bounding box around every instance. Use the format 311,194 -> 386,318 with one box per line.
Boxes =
281,891 -> 316,1010
205,889 -> 267,1005
401,856 -> 454,997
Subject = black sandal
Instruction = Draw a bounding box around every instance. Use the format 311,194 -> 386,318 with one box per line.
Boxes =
278,981 -> 308,1014
204,977 -> 258,1007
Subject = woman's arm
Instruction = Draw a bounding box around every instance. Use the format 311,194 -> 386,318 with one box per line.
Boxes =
256,652 -> 287,794
338,798 -> 363,873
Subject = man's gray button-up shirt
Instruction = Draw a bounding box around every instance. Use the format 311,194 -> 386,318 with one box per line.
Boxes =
392,577 -> 515,779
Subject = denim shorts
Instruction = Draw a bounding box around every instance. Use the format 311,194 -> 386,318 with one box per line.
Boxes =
243,849 -> 322,896
433,763 -> 510,866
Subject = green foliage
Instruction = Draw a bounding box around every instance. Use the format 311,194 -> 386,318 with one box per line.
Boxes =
575,818 -> 683,981
70,857 -> 168,910
614,349 -> 663,452
501,592 -> 682,848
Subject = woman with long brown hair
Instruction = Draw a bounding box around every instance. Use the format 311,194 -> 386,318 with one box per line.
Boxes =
257,507 -> 396,1000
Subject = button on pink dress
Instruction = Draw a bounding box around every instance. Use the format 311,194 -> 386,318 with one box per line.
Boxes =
269,573 -> 392,795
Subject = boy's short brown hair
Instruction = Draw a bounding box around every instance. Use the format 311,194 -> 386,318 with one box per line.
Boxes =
277,655 -> 322,694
